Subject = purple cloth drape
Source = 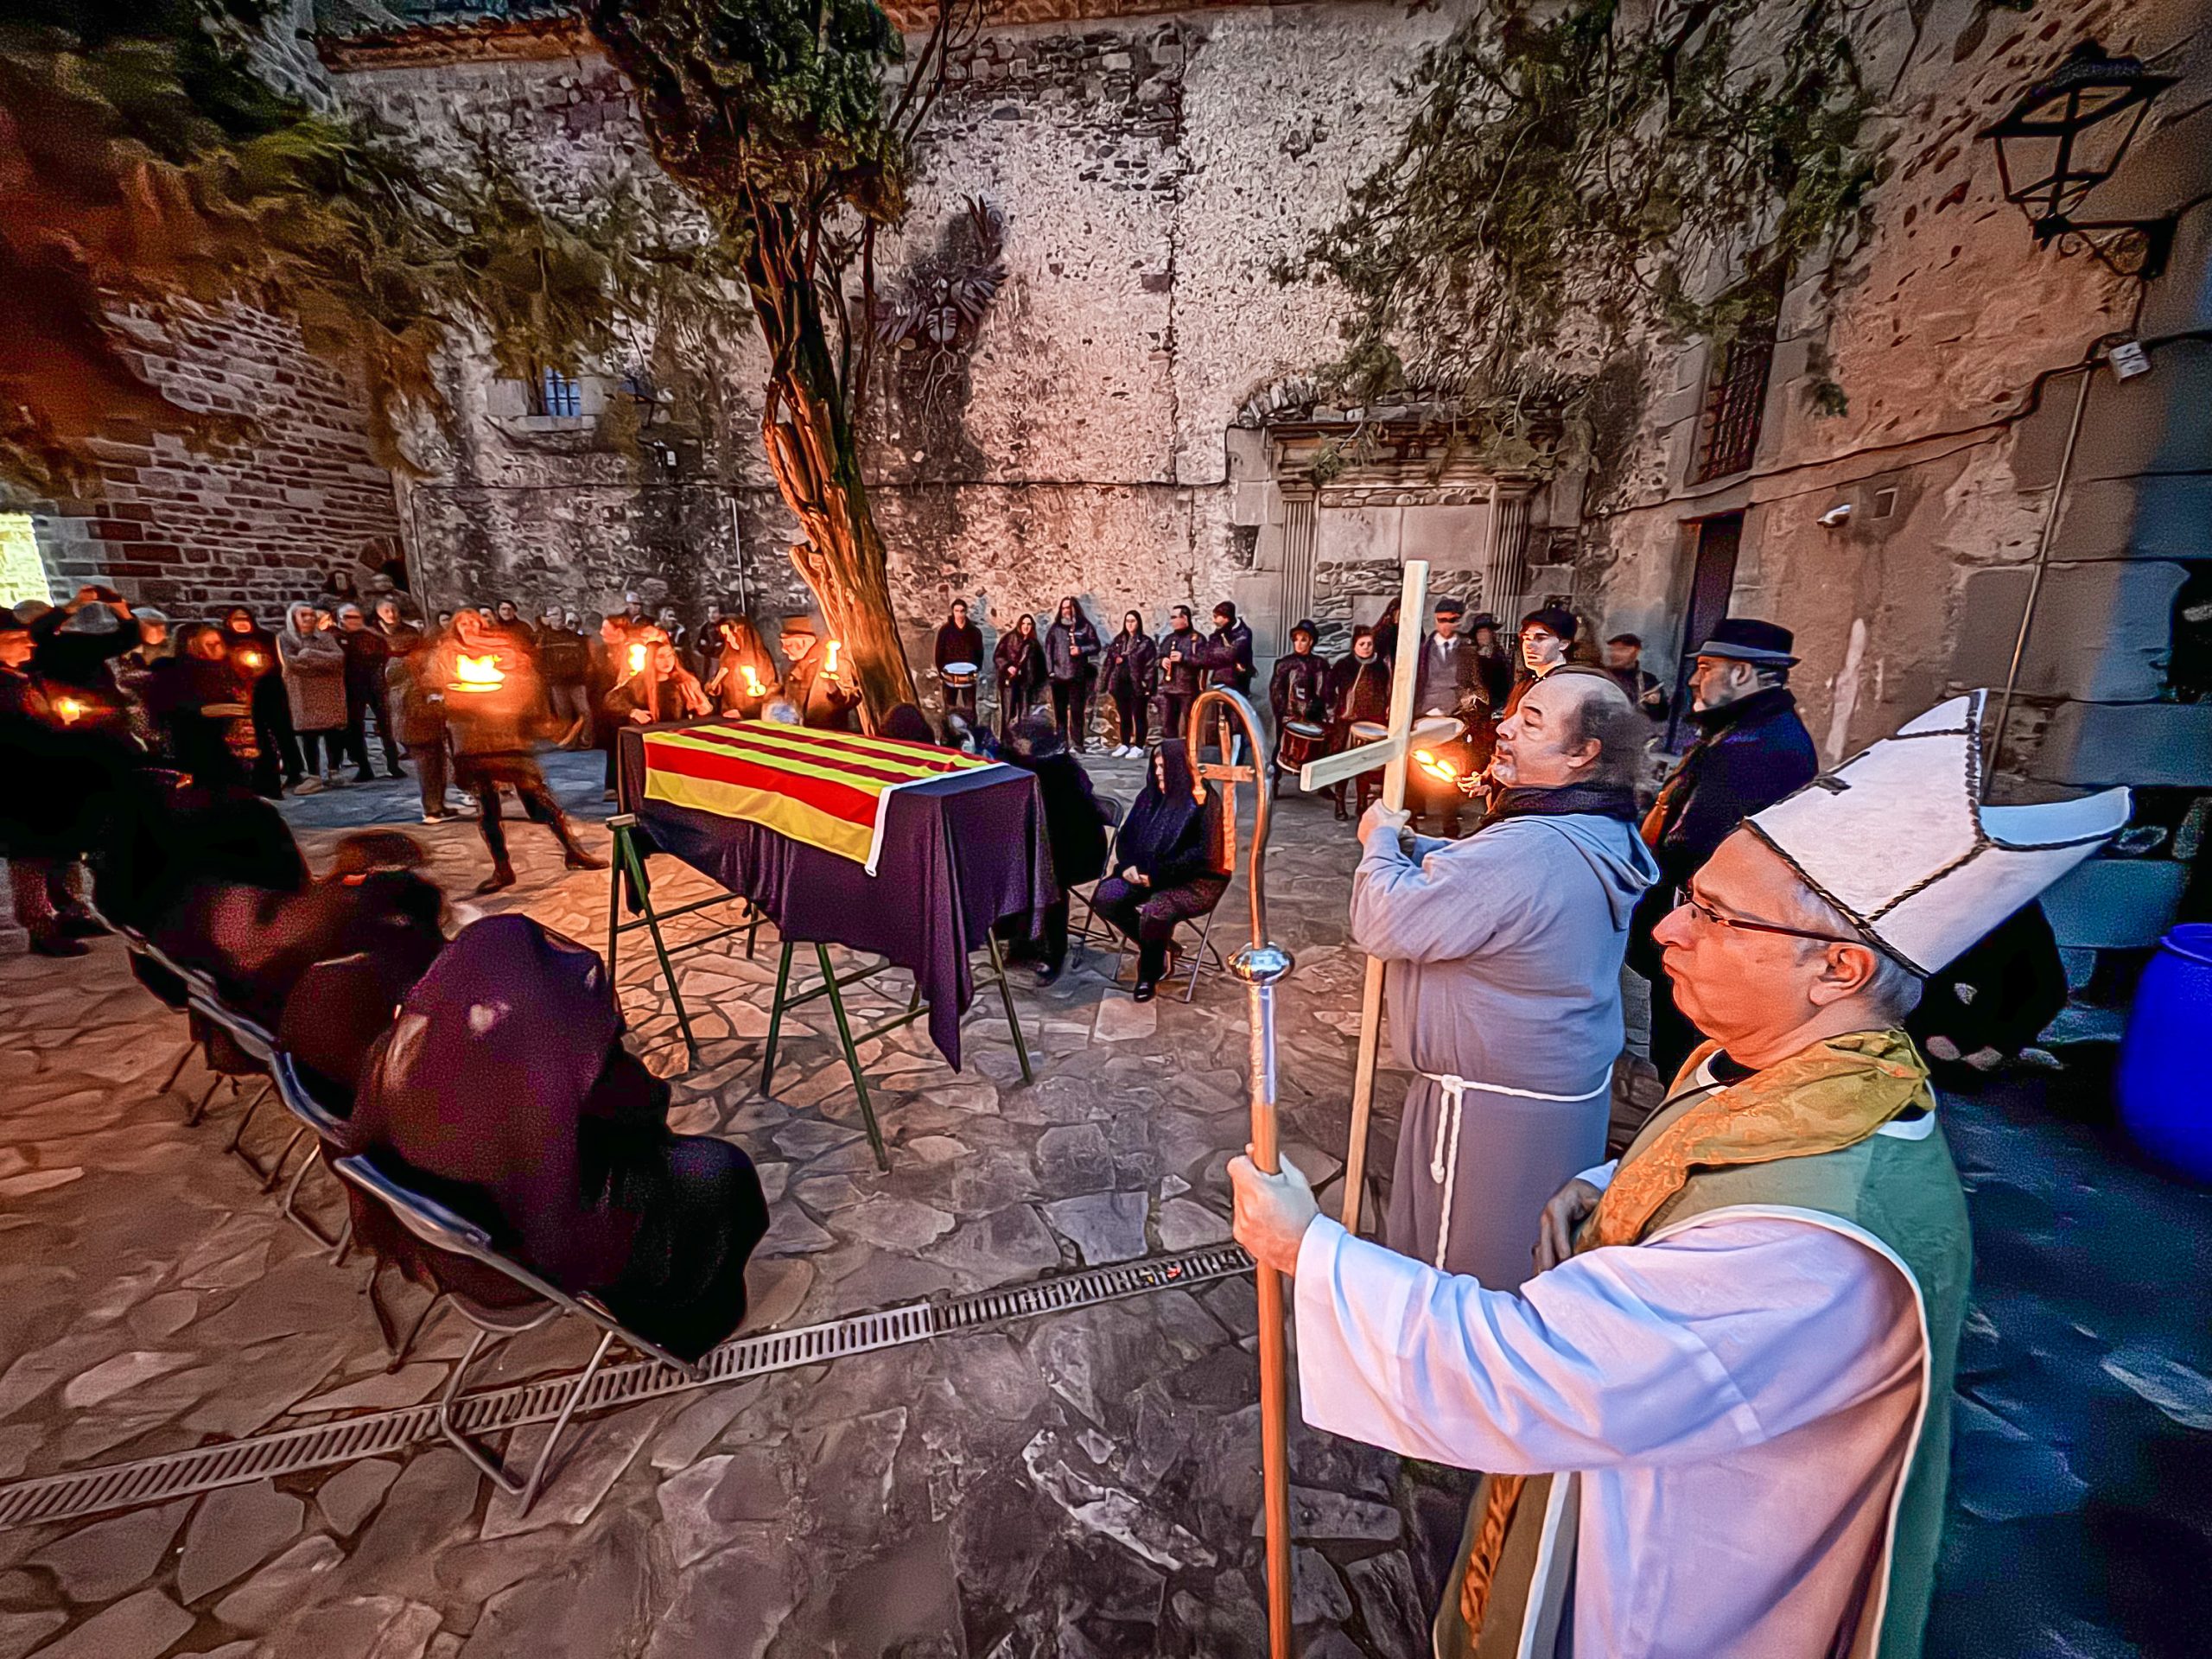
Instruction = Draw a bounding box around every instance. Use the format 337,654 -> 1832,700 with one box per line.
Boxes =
620,725 -> 1053,1067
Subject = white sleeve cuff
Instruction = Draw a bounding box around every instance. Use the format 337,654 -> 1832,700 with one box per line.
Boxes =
1295,1213 -> 1347,1283
1576,1159 -> 1619,1193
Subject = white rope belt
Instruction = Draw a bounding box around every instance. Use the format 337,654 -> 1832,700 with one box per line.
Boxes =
1421,1070 -> 1611,1271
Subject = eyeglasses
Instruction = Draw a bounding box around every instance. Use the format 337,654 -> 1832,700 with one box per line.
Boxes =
1678,889 -> 1865,948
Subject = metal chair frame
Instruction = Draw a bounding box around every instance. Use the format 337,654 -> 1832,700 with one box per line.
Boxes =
332,1154 -> 703,1515
1105,893 -> 1228,1004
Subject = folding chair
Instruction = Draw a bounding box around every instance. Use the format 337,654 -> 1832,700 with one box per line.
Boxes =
107,922 -> 235,1125
1107,897 -> 1228,1004
332,1154 -> 705,1516
265,1051 -> 355,1255
184,990 -> 290,1193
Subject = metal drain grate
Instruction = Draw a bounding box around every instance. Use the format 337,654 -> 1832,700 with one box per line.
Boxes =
0,1243 -> 1253,1530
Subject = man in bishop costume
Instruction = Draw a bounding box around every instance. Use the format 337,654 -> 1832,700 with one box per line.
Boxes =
1233,691 -> 2128,1659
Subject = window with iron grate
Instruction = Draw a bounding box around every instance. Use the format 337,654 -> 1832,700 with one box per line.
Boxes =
1690,276 -> 1783,484
527,365 -> 583,419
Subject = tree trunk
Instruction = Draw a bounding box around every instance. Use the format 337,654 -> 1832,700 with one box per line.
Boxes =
747,220 -> 916,733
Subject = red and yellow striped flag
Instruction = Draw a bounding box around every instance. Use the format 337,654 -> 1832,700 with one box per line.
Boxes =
642,721 -> 1006,873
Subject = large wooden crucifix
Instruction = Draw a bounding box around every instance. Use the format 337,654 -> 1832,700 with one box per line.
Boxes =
1294,559 -> 1429,1235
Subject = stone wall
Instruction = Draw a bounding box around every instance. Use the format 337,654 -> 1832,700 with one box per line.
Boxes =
17,0 -> 407,623
30,302 -> 405,620
322,1 -> 1471,658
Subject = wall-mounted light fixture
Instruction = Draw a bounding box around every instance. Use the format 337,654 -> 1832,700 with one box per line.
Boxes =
1978,41 -> 2178,279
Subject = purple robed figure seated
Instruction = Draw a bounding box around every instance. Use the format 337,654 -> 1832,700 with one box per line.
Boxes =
1090,737 -> 1229,1002
350,915 -> 769,1363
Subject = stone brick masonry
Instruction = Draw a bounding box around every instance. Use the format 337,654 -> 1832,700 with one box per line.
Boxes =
32,301 -> 404,619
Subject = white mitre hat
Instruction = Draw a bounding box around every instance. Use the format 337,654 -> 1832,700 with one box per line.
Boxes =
1745,690 -> 2130,976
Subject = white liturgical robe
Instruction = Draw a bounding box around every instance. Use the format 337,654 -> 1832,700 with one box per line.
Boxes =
1293,1184 -> 1926,1658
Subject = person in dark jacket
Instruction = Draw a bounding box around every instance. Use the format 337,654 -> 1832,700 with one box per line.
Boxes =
1154,606 -> 1204,746
777,620 -> 861,732
1906,901 -> 2069,1082
1408,596 -> 1491,837
536,607 -> 594,747
222,607 -> 299,796
1629,617 -> 1820,1077
1603,632 -> 1670,725
1091,738 -> 1230,1001
933,600 -> 985,724
350,914 -> 770,1362
880,703 -> 938,745
1100,611 -> 1158,757
3,613 -> 131,955
1043,597 -> 1102,753
1468,613 -> 1515,710
1192,601 -> 1255,695
1321,625 -> 1393,823
703,614 -> 779,721
1504,604 -> 1576,716
993,613 -> 1047,741
142,623 -> 256,792
435,608 -> 607,893
1268,618 -> 1330,771
997,715 -> 1113,984
337,603 -> 404,781
30,585 -> 143,713
606,637 -> 714,728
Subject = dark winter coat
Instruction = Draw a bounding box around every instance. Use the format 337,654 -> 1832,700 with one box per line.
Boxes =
338,626 -> 391,701
1010,748 -> 1113,896
1645,684 -> 1819,895
994,631 -> 1047,702
1906,901 -> 2069,1064
1269,649 -> 1331,726
1102,631 -> 1159,703
934,620 -> 985,674
1043,617 -> 1101,683
1325,654 -> 1393,729
1191,620 -> 1255,693
536,625 -> 592,687
1115,739 -> 1228,889
1410,632 -> 1488,719
1154,626 -> 1205,696
0,666 -> 138,858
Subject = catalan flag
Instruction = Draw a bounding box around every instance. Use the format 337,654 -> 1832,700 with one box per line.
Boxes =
641,721 -> 1007,874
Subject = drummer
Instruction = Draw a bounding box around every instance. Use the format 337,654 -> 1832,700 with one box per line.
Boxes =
1268,619 -> 1330,775
1411,596 -> 1488,838
933,599 -> 984,724
1323,624 -> 1393,822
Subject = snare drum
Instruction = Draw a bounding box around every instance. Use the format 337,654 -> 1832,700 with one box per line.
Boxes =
940,659 -> 978,690
1412,715 -> 1465,747
1348,719 -> 1389,746
1277,719 -> 1327,772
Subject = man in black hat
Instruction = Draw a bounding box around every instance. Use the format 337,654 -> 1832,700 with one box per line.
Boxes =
1629,616 -> 1819,1077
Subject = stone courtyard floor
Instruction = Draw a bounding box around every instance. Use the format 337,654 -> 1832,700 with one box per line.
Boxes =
0,747 -> 2206,1658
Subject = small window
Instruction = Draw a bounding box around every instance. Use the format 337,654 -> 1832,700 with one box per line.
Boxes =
527,365 -> 583,419
1690,271 -> 1784,485
1872,487 -> 1898,519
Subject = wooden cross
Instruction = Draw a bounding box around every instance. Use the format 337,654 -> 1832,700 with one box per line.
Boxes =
1294,558 -> 1429,1236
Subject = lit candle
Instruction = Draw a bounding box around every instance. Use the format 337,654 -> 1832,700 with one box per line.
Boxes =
238,650 -> 262,671
823,639 -> 842,677
741,665 -> 766,698
1414,749 -> 1460,784
627,642 -> 649,677
54,696 -> 82,726
451,654 -> 505,692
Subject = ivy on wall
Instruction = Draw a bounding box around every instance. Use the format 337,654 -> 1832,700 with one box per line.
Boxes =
1283,0 -> 1876,435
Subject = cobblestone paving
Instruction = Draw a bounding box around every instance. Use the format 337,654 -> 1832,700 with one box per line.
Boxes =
0,750 -> 2205,1657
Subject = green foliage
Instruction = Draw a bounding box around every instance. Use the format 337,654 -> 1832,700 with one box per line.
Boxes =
1286,0 -> 1875,424
0,0 -> 658,492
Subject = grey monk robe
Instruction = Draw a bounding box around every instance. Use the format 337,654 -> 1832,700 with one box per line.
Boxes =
1351,804 -> 1656,1285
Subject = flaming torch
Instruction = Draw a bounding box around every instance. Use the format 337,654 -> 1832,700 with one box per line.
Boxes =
451,654 -> 506,694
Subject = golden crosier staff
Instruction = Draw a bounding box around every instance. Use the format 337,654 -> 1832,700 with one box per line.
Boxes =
1184,686 -> 1294,1659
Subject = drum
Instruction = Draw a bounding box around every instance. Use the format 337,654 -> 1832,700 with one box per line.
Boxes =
1412,715 -> 1465,747
1348,719 -> 1389,746
940,659 -> 978,690
1277,719 -> 1327,773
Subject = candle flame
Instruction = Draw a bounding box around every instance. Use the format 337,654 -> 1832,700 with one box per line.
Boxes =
452,654 -> 505,690
1414,748 -> 1460,783
741,665 -> 766,696
627,643 -> 649,676
823,640 -> 842,675
54,696 -> 82,725
239,651 -> 261,670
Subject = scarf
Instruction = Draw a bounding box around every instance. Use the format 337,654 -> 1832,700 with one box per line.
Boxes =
1460,1027 -> 1934,1639
1477,782 -> 1639,830
1582,1027 -> 1932,1250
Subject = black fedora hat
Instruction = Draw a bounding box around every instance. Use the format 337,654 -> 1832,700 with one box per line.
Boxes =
1694,617 -> 1798,666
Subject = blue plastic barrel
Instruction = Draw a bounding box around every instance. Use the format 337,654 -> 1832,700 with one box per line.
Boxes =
2119,924 -> 2212,1183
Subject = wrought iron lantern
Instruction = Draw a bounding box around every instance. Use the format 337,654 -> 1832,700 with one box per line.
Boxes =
1979,41 -> 2179,279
